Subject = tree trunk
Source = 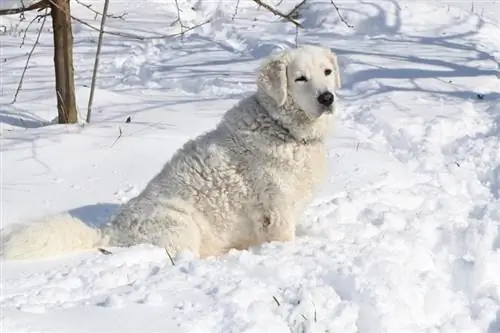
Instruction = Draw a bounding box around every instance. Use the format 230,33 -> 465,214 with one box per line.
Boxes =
50,0 -> 77,124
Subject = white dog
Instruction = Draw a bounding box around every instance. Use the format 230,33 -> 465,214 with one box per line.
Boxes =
1,44 -> 342,260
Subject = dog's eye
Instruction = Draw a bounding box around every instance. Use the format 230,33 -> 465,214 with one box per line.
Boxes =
324,69 -> 332,76
295,76 -> 308,82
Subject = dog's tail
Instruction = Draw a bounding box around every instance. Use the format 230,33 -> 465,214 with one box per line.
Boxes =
1,213 -> 107,260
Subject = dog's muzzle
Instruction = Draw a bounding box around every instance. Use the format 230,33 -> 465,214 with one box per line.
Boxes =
317,91 -> 335,114
317,91 -> 334,107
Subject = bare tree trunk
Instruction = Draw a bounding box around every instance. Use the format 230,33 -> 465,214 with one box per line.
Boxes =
50,0 -> 77,124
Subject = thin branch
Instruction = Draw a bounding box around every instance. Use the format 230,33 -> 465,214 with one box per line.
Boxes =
98,248 -> 113,255
74,0 -> 127,20
87,0 -> 110,123
252,0 -> 303,28
20,12 -> 49,48
232,0 -> 241,21
288,0 -> 306,46
19,0 -> 26,21
110,126 -> 123,147
73,15 -> 210,40
329,0 -> 353,28
11,8 -> 48,104
54,0 -> 209,41
48,0 -> 210,40
287,0 -> 306,20
172,0 -> 187,35
0,0 -> 49,16
165,248 -> 176,266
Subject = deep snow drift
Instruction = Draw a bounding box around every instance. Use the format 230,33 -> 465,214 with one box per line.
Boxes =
1,1 -> 500,332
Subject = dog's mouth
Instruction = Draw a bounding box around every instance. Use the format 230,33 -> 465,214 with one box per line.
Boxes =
320,105 -> 334,115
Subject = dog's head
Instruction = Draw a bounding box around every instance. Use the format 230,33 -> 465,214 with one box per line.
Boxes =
257,45 -> 342,119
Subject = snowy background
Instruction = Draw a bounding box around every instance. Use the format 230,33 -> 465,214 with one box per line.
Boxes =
1,0 -> 500,332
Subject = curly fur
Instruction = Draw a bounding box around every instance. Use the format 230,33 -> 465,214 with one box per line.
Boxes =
1,44 -> 342,260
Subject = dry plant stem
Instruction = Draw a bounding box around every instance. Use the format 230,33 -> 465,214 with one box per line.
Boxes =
172,0 -> 185,34
11,9 -> 48,104
110,127 -> 123,147
86,0 -> 110,123
165,248 -> 176,266
98,248 -> 113,255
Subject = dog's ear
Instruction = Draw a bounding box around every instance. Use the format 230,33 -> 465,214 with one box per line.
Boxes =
257,53 -> 288,107
326,49 -> 342,89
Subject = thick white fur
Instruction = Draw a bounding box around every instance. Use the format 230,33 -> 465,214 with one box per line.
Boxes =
1,45 -> 342,260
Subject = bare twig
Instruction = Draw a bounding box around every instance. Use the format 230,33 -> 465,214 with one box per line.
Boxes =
74,0 -> 127,20
56,90 -> 68,123
232,0 -> 241,21
273,296 -> 281,306
87,0 -> 110,123
110,126 -> 123,147
0,0 -> 49,16
287,0 -> 306,20
67,7 -> 210,40
252,0 -> 303,28
47,0 -> 209,41
20,12 -> 49,48
165,248 -> 176,266
98,248 -> 113,255
11,8 -> 48,104
329,0 -> 353,28
172,0 -> 187,36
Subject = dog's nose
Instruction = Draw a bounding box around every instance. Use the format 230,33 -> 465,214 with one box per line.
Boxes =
317,91 -> 334,106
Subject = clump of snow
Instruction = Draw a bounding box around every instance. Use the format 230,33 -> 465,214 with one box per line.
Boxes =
1,0 -> 500,332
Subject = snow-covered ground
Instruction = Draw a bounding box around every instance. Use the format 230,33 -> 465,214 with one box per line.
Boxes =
1,0 -> 500,332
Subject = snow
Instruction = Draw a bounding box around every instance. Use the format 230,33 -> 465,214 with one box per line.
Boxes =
1,0 -> 500,332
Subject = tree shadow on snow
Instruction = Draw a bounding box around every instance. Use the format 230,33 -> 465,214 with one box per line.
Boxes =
488,309 -> 500,333
315,0 -> 500,101
0,106 -> 52,129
